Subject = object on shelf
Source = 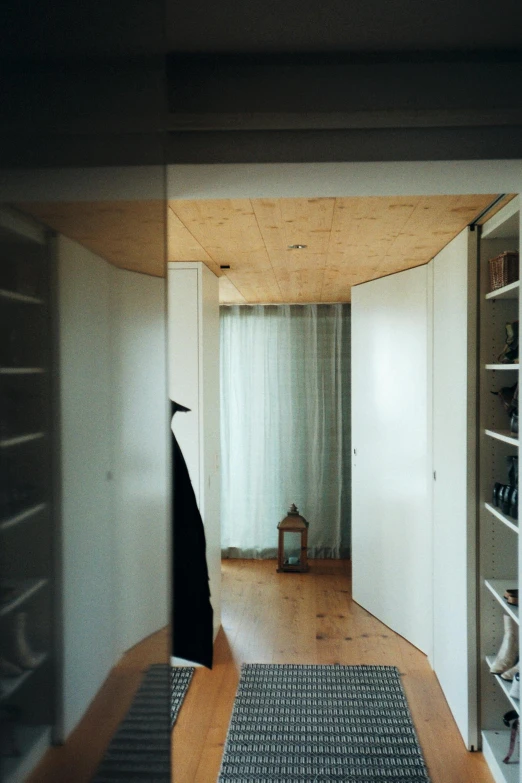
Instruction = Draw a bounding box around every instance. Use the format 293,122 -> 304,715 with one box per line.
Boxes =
503,709 -> 520,764
505,589 -> 519,607
492,382 -> 519,415
0,656 -> 23,678
489,250 -> 520,293
2,612 -> 42,670
508,456 -> 519,487
511,412 -> 519,435
493,482 -> 519,519
511,673 -> 520,700
509,489 -> 518,519
490,615 -> 519,674
0,705 -> 21,757
497,321 -> 519,364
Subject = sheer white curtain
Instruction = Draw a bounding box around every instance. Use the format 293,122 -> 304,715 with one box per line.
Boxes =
220,304 -> 351,559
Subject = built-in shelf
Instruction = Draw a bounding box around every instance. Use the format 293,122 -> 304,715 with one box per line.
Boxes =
3,725 -> 52,783
485,280 -> 520,300
485,429 -> 519,447
0,432 -> 45,449
0,288 -> 44,305
0,579 -> 48,617
485,503 -> 519,534
486,364 -> 519,371
485,579 -> 519,624
486,656 -> 520,712
0,653 -> 48,701
0,367 -> 45,375
482,730 -> 519,783
0,503 -> 47,533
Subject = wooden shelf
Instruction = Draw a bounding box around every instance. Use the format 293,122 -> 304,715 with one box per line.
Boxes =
485,280 -> 520,300
0,579 -> 48,617
0,432 -> 45,449
0,653 -> 48,701
485,579 -> 519,624
485,429 -> 519,447
0,367 -> 45,375
3,725 -> 52,783
485,364 -> 519,371
486,656 -> 520,712
0,288 -> 44,305
485,503 -> 519,534
482,730 -> 519,783
0,503 -> 47,532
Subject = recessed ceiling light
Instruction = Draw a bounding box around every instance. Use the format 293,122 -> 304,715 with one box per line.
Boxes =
287,244 -> 307,249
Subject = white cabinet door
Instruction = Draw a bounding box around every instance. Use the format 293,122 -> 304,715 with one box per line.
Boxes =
351,265 -> 431,656
168,262 -> 221,645
432,228 -> 478,749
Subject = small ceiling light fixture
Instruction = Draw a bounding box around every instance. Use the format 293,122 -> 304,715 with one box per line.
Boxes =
220,264 -> 231,269
287,244 -> 307,250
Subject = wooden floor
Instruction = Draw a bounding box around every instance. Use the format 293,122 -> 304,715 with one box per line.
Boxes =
26,626 -> 169,783
173,559 -> 495,783
26,561 -> 496,783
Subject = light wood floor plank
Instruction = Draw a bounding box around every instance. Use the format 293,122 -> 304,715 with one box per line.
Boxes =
173,559 -> 495,783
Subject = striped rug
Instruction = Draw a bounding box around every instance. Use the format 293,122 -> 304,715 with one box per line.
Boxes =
92,664 -> 194,782
218,663 -> 431,782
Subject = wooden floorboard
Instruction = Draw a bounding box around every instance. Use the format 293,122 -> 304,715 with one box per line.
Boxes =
173,559 -> 495,783
25,561 -> 496,783
25,626 -> 169,783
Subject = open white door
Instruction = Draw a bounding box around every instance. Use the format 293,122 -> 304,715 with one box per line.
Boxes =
351,265 -> 431,656
432,227 -> 478,749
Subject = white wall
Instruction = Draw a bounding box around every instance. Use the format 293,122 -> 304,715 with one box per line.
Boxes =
110,266 -> 170,656
57,237 -> 169,738
57,235 -> 116,739
168,262 -> 221,647
351,265 -> 432,655
431,229 -> 478,748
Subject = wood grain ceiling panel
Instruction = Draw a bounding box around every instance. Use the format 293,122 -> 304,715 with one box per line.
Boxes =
17,200 -> 165,277
219,276 -> 246,304
378,195 -> 496,275
224,268 -> 283,303
18,194 -> 508,302
167,206 -> 218,271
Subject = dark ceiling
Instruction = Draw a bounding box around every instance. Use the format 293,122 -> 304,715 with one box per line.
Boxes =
1,0 -> 522,59
1,0 -> 522,167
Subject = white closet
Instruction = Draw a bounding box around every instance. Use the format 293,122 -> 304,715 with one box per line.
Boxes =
167,261 -> 222,647
352,198 -> 521,780
431,227 -> 479,749
478,197 -> 520,783
351,265 -> 432,657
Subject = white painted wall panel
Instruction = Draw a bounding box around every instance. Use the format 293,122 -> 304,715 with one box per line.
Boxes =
351,265 -> 431,654
57,235 -> 116,739
168,262 -> 221,655
432,229 -> 478,749
168,268 -> 200,501
110,267 -> 170,656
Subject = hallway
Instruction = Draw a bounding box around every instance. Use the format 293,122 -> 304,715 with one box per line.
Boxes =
173,559 -> 495,783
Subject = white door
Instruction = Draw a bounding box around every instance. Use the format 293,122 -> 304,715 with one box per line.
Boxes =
351,265 -> 431,655
432,227 -> 478,749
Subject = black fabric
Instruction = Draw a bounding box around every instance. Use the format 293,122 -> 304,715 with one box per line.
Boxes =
171,401 -> 213,669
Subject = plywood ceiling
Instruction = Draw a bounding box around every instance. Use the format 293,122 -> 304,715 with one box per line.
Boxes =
168,195 -> 501,303
17,200 -> 166,278
19,194 -> 509,302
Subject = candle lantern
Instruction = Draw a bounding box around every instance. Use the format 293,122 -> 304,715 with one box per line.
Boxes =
277,504 -> 309,573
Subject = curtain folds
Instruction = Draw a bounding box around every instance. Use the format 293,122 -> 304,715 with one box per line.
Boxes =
220,304 -> 351,560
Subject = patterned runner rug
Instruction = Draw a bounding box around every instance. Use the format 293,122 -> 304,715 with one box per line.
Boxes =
218,664 -> 431,782
91,664 -> 194,782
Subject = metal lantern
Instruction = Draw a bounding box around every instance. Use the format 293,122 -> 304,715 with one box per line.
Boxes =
277,503 -> 309,573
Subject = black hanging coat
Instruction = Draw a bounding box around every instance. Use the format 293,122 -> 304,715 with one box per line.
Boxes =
171,401 -> 213,668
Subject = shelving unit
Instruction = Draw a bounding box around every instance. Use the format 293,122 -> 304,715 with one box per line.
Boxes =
479,196 -> 521,783
0,208 -> 57,783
